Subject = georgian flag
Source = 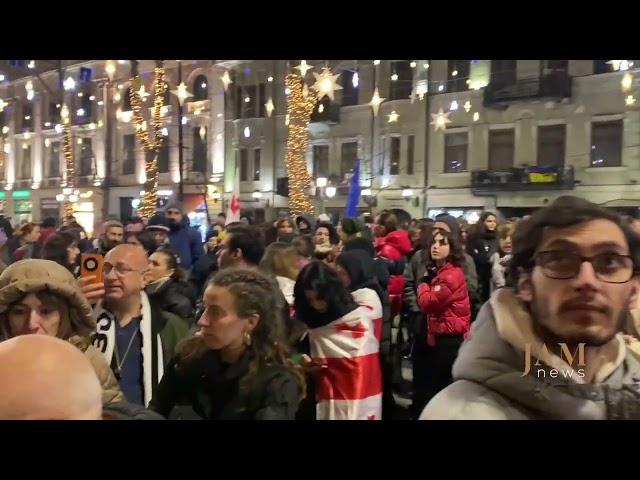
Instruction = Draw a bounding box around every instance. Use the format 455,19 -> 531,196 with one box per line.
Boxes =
225,165 -> 241,225
309,305 -> 383,420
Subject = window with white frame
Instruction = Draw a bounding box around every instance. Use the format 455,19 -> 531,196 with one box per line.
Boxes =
239,148 -> 249,181
591,120 -> 623,167
389,136 -> 401,175
157,136 -> 169,173
407,135 -> 415,175
537,124 -> 565,167
122,134 -> 136,175
444,132 -> 468,173
47,140 -> 61,177
18,142 -> 31,179
313,145 -> 329,178
253,149 -> 261,181
192,127 -> 207,173
489,129 -> 514,171
341,141 -> 358,178
78,137 -> 94,177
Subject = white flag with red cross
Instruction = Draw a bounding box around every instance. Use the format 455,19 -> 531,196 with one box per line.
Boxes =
225,165 -> 241,225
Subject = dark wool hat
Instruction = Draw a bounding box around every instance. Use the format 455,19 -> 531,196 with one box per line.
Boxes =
164,200 -> 184,213
146,213 -> 170,233
340,217 -> 363,236
434,214 -> 461,238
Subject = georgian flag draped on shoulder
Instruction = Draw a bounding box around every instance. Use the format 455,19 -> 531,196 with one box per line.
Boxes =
352,287 -> 383,343
225,165 -> 241,226
309,305 -> 382,420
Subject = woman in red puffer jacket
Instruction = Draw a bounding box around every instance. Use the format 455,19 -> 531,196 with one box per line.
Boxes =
374,211 -> 412,318
417,229 -> 470,405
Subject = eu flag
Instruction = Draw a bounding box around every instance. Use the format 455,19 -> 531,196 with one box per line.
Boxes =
344,159 -> 361,218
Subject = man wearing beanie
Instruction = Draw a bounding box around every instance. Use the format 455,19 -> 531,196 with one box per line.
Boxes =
164,201 -> 203,270
146,213 -> 171,250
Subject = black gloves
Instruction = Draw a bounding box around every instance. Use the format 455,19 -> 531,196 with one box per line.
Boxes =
421,265 -> 437,285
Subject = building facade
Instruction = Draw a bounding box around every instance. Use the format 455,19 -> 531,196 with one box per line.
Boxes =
0,59 -> 637,234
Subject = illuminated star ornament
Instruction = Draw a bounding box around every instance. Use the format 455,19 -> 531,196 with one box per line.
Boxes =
265,97 -> 275,118
137,84 -> 150,101
369,88 -> 385,116
312,67 -> 342,101
430,108 -> 452,131
626,95 -> 636,106
387,110 -> 399,123
0,99 -> 6,111
221,71 -> 232,91
171,82 -> 193,106
294,60 -> 313,77
464,100 -> 472,112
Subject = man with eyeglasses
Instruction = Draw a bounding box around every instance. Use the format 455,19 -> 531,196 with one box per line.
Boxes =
91,244 -> 188,406
421,196 -> 640,420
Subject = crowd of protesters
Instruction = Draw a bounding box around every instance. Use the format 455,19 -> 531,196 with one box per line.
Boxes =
3,194 -> 640,420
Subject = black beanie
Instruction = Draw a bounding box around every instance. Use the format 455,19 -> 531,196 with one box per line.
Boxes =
340,217 -> 363,236
434,214 -> 461,237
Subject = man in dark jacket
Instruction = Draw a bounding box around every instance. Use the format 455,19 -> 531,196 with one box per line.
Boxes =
164,201 -> 203,270
93,220 -> 124,256
295,214 -> 315,236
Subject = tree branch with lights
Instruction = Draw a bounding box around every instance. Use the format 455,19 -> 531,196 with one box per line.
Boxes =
284,73 -> 318,216
129,62 -> 168,219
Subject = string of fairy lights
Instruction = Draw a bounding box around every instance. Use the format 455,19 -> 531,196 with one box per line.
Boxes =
130,65 -> 168,218
285,73 -> 318,215
0,60 -> 637,219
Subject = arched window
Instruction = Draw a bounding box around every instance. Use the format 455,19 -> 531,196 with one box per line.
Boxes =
193,75 -> 208,101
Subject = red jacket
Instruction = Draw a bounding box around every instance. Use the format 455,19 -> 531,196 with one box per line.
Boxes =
375,230 -> 412,316
417,262 -> 470,346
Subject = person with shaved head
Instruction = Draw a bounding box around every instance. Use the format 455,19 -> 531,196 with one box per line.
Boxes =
91,244 -> 189,407
0,335 -> 102,420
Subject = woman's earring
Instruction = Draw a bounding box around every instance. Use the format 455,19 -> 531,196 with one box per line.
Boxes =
243,331 -> 252,347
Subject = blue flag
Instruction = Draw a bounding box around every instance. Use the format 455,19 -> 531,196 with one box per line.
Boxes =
344,159 -> 361,218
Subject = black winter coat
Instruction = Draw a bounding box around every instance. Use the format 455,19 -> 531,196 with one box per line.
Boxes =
146,278 -> 197,323
189,250 -> 218,299
466,231 -> 497,303
149,350 -> 302,420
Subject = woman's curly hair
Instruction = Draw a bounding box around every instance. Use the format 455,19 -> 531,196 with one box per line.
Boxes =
178,267 -> 305,398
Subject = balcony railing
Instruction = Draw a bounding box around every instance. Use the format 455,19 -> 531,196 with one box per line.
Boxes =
484,73 -> 572,107
471,165 -> 575,193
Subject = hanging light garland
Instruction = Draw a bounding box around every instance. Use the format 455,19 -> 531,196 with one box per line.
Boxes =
285,73 -> 317,215
58,104 -> 75,218
129,65 -> 168,219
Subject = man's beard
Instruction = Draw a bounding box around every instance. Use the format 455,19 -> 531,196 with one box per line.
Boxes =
529,285 -> 627,347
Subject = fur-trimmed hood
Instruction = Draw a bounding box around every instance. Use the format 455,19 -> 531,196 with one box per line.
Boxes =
422,288 -> 640,420
0,259 -> 94,339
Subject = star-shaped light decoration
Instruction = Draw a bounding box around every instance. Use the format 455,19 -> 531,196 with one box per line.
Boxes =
171,82 -> 193,106
312,67 -> 342,101
626,95 -> 636,106
387,110 -> 399,123
265,97 -> 275,118
464,100 -> 472,112
430,108 -> 452,131
294,60 -> 313,77
221,71 -> 232,91
0,99 -> 6,111
137,84 -> 150,101
369,87 -> 385,116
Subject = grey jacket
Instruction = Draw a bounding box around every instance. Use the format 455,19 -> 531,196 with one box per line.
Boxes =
420,289 -> 640,420
403,249 -> 478,315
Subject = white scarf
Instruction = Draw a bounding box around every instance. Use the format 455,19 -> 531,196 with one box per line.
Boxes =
92,292 -> 165,406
